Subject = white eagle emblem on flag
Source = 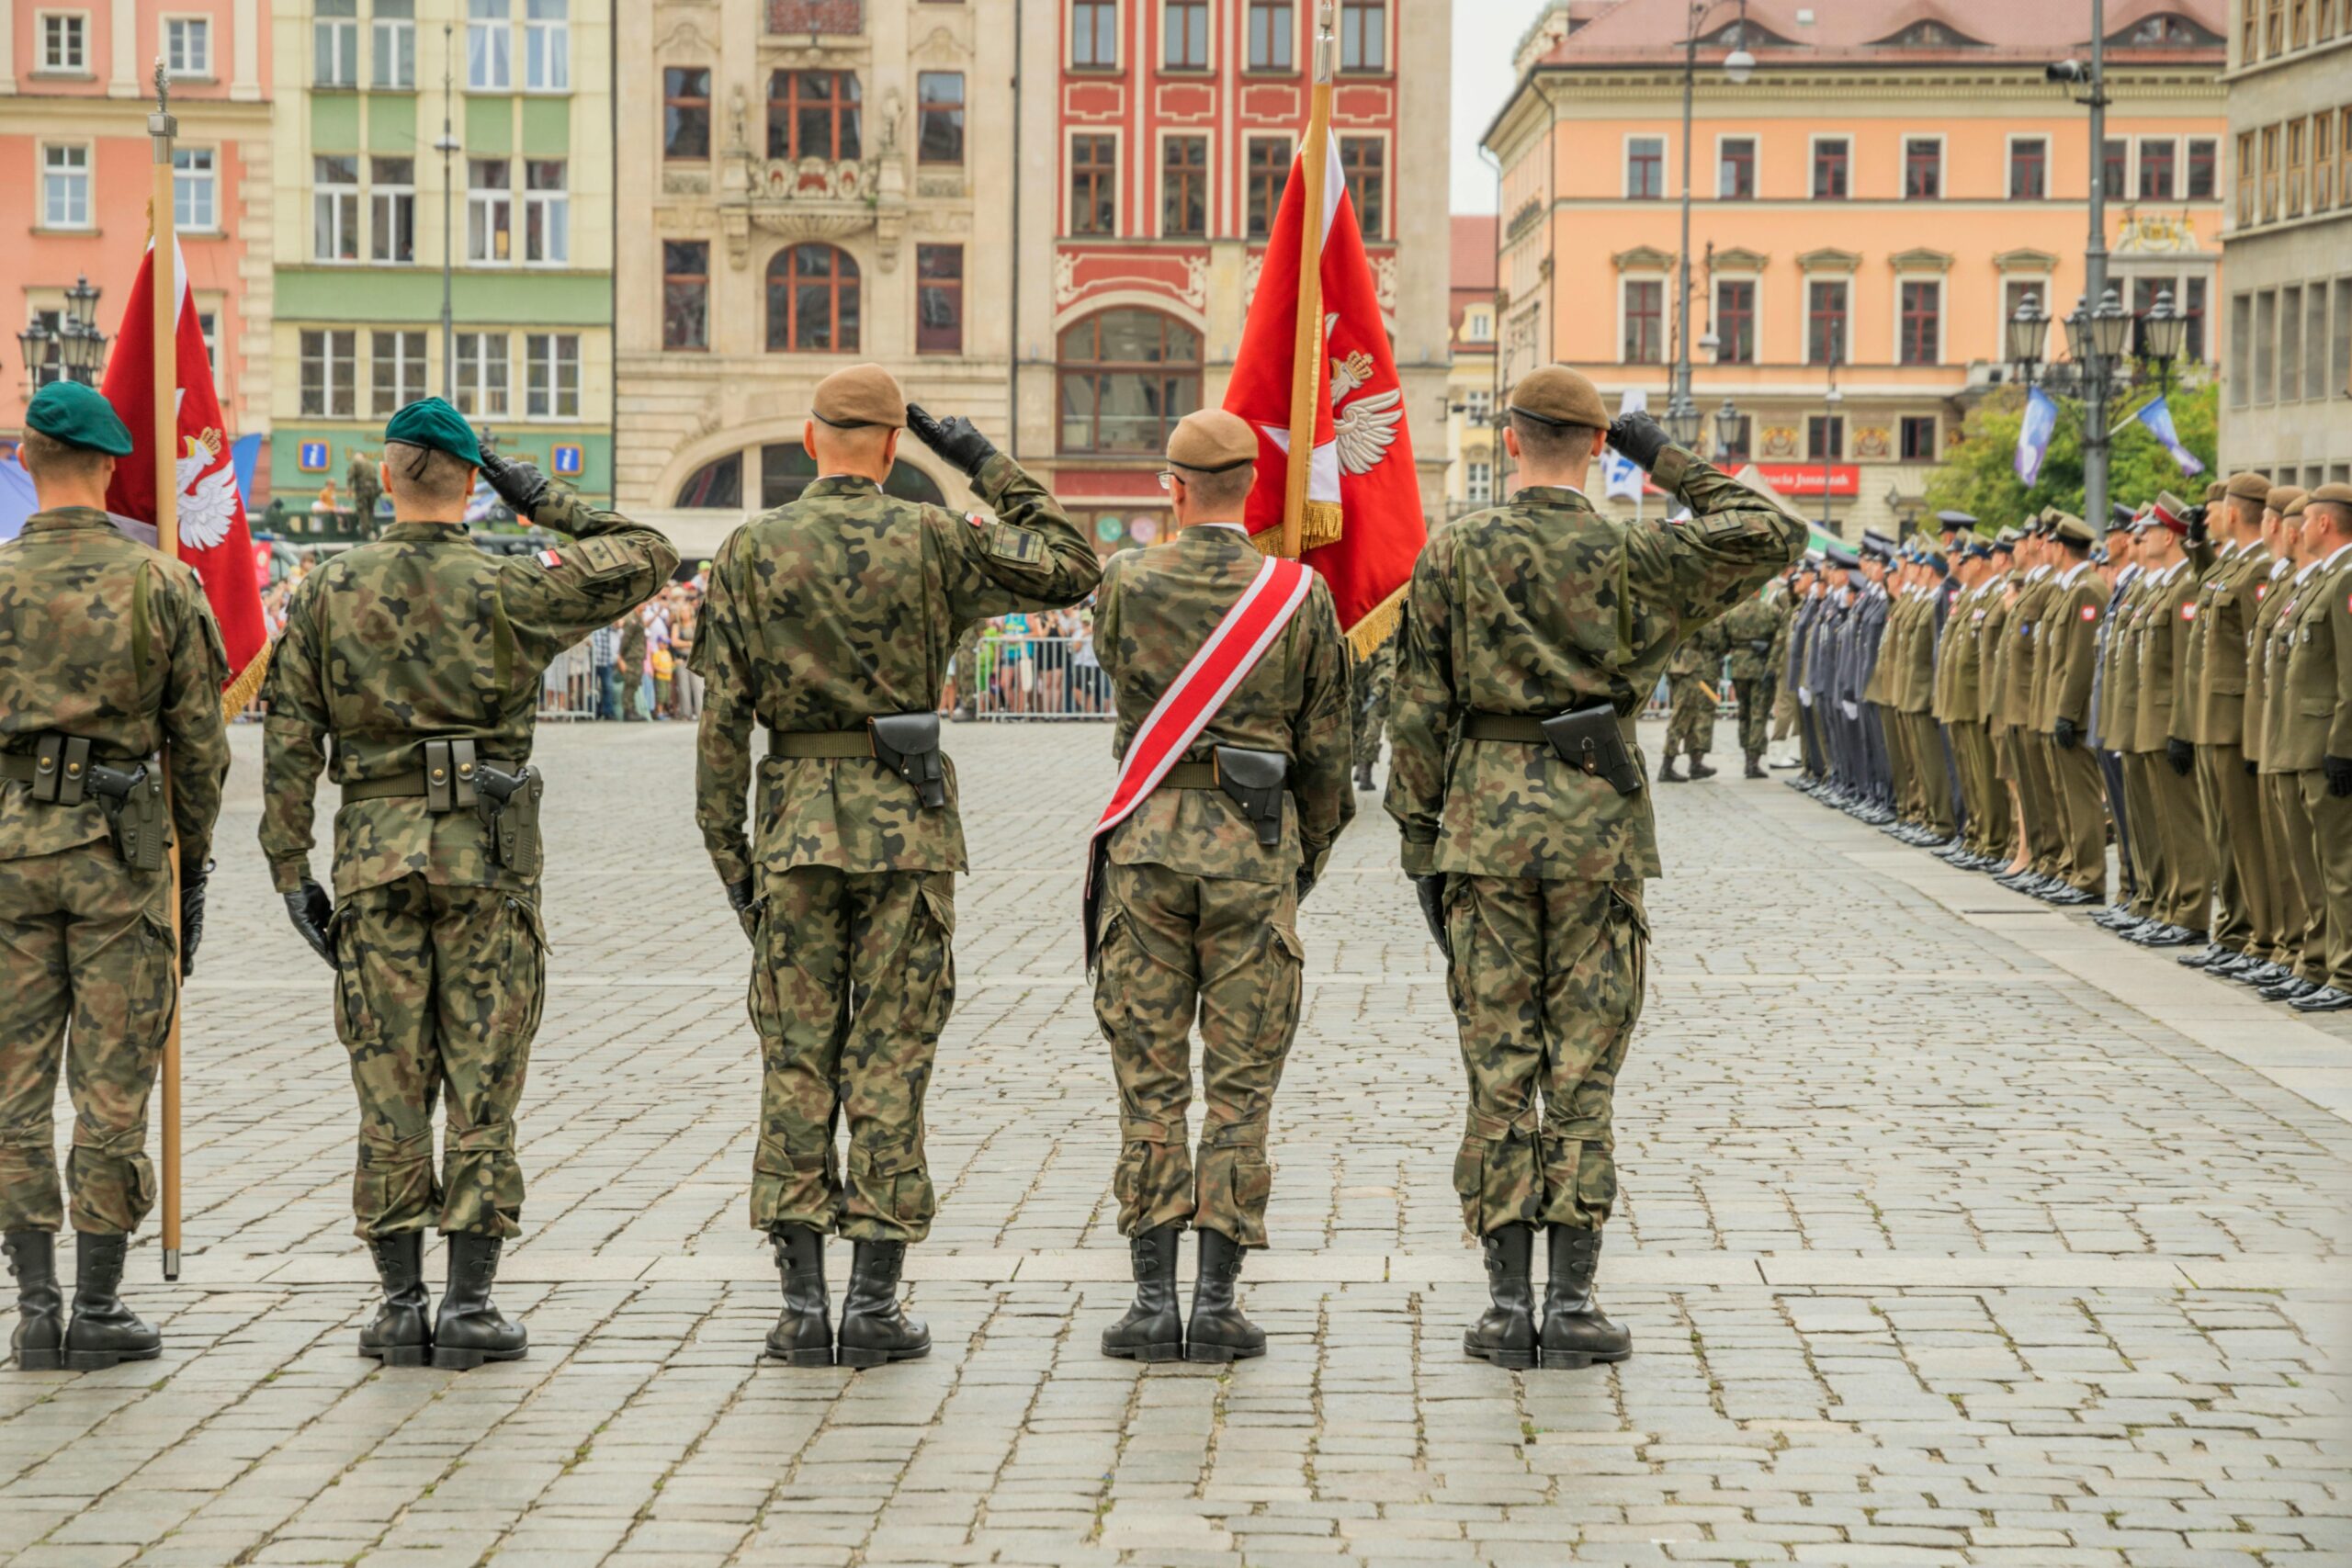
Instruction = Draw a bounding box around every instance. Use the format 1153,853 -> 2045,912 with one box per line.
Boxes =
174,427 -> 239,551
1327,314 -> 1402,478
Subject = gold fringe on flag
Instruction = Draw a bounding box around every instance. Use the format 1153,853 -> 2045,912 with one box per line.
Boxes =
220,637 -> 274,720
1341,578 -> 1409,661
1248,497 -> 1344,558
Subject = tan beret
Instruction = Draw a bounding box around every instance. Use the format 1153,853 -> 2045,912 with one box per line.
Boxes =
2204,480 -> 2228,505
2048,511 -> 2096,547
1509,367 -> 1609,432
2267,484 -> 2306,513
2226,470 -> 2274,502
2309,483 -> 2352,511
1166,409 -> 1260,474
810,363 -> 908,429
2284,495 -> 2308,518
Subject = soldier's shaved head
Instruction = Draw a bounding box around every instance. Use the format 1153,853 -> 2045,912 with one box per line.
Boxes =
1504,413 -> 1599,482
17,430 -> 115,502
804,419 -> 901,485
382,440 -> 476,517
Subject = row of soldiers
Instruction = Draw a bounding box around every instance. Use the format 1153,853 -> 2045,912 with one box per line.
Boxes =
1782,474 -> 2352,1012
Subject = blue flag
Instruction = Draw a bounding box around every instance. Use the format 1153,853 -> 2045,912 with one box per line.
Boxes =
2015,386 -> 2057,487
2133,394 -> 2207,478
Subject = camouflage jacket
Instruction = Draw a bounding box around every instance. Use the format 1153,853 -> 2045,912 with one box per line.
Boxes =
0,507 -> 231,870
1668,618 -> 1726,679
1385,447 -> 1805,881
1093,525 -> 1354,886
692,455 -> 1101,885
260,490 -> 677,897
1718,587 -> 1784,682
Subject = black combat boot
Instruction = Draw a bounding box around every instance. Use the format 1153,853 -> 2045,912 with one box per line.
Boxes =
1657,752 -> 1686,784
1184,1228 -> 1265,1363
1461,1224 -> 1536,1370
1101,1224 -> 1183,1362
1538,1227 -> 1633,1371
63,1233 -> 161,1371
5,1232 -> 63,1371
837,1240 -> 930,1367
432,1234 -> 528,1370
1744,750 -> 1766,779
1687,753 -> 1717,780
1353,761 -> 1376,792
358,1232 -> 431,1368
765,1225 -> 833,1366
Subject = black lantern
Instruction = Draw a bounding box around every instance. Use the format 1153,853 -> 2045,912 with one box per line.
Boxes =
1663,394 -> 1704,449
2006,291 -> 2050,377
2142,287 -> 2188,367
2090,286 -> 2134,361
1713,397 -> 1743,457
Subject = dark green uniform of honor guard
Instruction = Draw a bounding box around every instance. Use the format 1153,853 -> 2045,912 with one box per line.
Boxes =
1090,410 -> 1354,1366
1385,367 -> 1804,1371
693,365 -> 1101,1367
260,397 -> 676,1370
2,383 -> 230,1372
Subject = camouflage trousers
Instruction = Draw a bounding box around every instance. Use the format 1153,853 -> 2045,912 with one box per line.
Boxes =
1092,862 -> 1303,1248
1444,875 -> 1647,1236
1352,638 -> 1396,769
747,867 -> 956,1244
0,842 -> 176,1235
332,877 -> 548,1239
1664,674 -> 1718,758
1731,675 -> 1775,758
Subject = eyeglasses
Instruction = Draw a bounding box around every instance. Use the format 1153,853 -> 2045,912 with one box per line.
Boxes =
1157,471 -> 1176,493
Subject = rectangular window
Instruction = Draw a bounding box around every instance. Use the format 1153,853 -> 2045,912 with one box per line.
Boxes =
526,333 -> 580,418
1812,137 -> 1849,199
1900,416 -> 1938,462
300,329 -> 356,418
2293,0 -> 2311,43
2288,118 -> 2308,216
2186,276 -> 2208,362
665,68 -> 711,160
525,0 -> 569,92
1072,0 -> 1117,67
2009,137 -> 2047,200
454,332 -> 510,417
1806,278 -> 1848,366
918,72 -> 965,165
2308,283 -> 2331,400
315,0 -> 357,86
917,243 -> 964,355
525,160 -> 568,264
1899,279 -> 1940,366
369,330 -> 428,418
165,17 -> 210,77
1165,0 -> 1208,67
42,144 -> 91,228
1162,135 -> 1207,237
2244,0 -> 2261,57
2237,130 -> 2256,225
2004,278 -> 2044,325
1717,136 -> 1755,199
1248,137 -> 1290,238
663,241 -> 708,351
2229,292 -> 2251,406
2103,138 -> 2127,200
374,0 -> 417,88
1714,279 -> 1755,364
1904,138 -> 1940,198
2187,137 -> 2217,200
469,158 -> 513,262
2317,112 -> 2337,210
40,12 -> 87,71
1807,414 -> 1844,462
2255,289 -> 2277,401
2260,125 -> 2278,220
198,311 -> 218,373
1623,279 -> 1663,364
174,148 -> 217,231
2282,285 -> 2305,398
371,156 -> 415,263
2334,281 -> 2352,401
1464,389 -> 1492,421
1248,0 -> 1293,69
1070,134 -> 1117,235
1340,0 -> 1385,71
1342,136 -> 1385,239
2267,0 -> 2285,52
1626,136 -> 1664,199
2138,138 -> 2176,200
469,0 -> 512,91
1465,461 -> 1492,506
313,153 -> 359,260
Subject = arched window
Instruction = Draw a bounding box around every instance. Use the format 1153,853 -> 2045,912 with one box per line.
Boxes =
674,452 -> 742,508
757,441 -> 950,510
767,244 -> 860,353
1057,309 -> 1203,454
768,71 -> 862,162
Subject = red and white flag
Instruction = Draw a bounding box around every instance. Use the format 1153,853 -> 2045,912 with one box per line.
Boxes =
100,239 -> 269,704
1223,137 -> 1426,653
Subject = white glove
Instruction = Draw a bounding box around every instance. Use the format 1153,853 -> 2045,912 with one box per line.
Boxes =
1842,701 -> 1860,720
1797,688 -> 1814,707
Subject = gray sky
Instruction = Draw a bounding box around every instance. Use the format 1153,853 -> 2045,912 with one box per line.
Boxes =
1453,0 -> 1553,214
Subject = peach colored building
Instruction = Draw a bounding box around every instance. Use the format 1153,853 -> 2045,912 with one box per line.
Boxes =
5,3 -> 273,444
1485,0 -> 2226,535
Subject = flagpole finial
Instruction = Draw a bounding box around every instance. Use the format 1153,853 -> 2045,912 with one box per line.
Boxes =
1315,1 -> 1335,84
149,58 -> 177,146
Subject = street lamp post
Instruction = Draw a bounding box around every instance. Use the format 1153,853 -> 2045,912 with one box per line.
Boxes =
1821,347 -> 1842,536
436,23 -> 460,401
2048,0 -> 2115,525
17,274 -> 109,397
1669,0 -> 1753,446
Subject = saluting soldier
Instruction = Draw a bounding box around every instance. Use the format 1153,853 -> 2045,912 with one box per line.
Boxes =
1717,573 -> 1786,778
1,384 -> 230,1372
2035,513 -> 2109,905
693,366 -> 1102,1367
1087,410 -> 1353,1365
261,398 -> 676,1371
2271,484 -> 2352,1010
1385,369 -> 1804,1371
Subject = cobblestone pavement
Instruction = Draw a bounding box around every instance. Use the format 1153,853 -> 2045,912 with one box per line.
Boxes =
3,719 -> 2347,1567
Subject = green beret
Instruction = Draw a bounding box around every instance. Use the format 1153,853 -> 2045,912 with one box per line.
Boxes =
24,381 -> 134,457
383,397 -> 482,466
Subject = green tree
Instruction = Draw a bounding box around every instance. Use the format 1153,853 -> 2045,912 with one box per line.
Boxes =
1924,380 -> 2217,531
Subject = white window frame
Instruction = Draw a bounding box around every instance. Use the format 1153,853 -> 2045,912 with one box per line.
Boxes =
1618,273 -> 1669,366
24,306 -> 67,389
1806,132 -> 1851,200
35,11 -> 90,75
1623,132 -> 1667,199
164,15 -> 213,79
2004,132 -> 2052,200
469,0 -> 514,92
1464,310 -> 1493,344
1712,271 -> 1762,365
1901,131 -> 1947,200
373,1 -> 417,89
370,156 -> 417,264
1064,126 -> 1123,238
454,331 -> 512,419
524,159 -> 570,264
1464,388 -> 1493,422
1244,0 -> 1295,72
1162,0 -> 1214,70
1069,0 -> 1120,71
40,142 -> 94,230
525,332 -> 581,420
1713,130 -> 1758,200
468,158 -> 514,264
1337,0 -> 1389,73
1997,274 -> 2052,350
2134,133 -> 2182,202
1802,273 -> 1851,367
1465,460 -> 1493,506
1153,128 -> 1214,240
300,329 -> 358,419
195,304 -> 220,374
314,4 -> 358,88
174,146 -> 219,231
1894,273 -> 1945,367
313,154 -> 361,261
525,0 -> 570,93
369,330 -> 430,417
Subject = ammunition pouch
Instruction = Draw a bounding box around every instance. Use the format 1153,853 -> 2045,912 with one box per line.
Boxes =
473,763 -> 545,880
868,713 -> 947,810
1213,746 -> 1289,848
30,734 -> 94,806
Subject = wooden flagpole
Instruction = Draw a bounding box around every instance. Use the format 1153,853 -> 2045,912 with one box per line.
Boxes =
1279,5 -> 1336,561
149,61 -> 185,1282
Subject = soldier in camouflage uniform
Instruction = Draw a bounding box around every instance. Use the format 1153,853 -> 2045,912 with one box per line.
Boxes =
1385,368 -> 1804,1371
694,365 -> 1101,1368
262,397 -> 675,1371
1351,630 -> 1396,791
1090,410 -> 1353,1365
1718,578 -> 1787,777
346,450 -> 381,529
616,609 -> 648,721
1658,618 -> 1726,782
2,383 -> 230,1372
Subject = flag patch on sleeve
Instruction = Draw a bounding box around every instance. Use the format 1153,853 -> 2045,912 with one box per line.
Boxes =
537,549 -> 563,569
2082,604 -> 2098,622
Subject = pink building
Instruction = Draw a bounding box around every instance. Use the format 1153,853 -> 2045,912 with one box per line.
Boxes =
4,2 -> 271,446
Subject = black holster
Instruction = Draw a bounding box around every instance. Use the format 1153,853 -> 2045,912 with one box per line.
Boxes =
1538,705 -> 1645,798
870,714 -> 947,809
474,763 -> 545,880
86,762 -> 167,873
1212,746 -> 1288,848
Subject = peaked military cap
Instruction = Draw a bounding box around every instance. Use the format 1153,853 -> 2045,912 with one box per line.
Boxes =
2145,491 -> 2192,535
1934,509 -> 1976,531
1858,529 -> 1894,562
811,363 -> 908,430
2112,502 -> 2138,526
1992,527 -> 2020,552
24,380 -> 134,457
1507,367 -> 1609,431
1166,409 -> 1259,474
383,397 -> 481,466
1826,545 -> 1860,569
2047,512 -> 2096,547
2226,470 -> 2275,502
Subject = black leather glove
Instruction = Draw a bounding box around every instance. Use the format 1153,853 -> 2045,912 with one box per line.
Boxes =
2327,755 -> 2352,798
178,858 -> 214,978
2245,757 -> 2260,778
725,876 -> 762,942
2052,717 -> 2079,751
1604,412 -> 1670,474
904,404 -> 999,479
2183,504 -> 2210,548
2166,737 -> 2196,777
1414,874 -> 1451,960
477,441 -> 551,521
283,876 -> 336,968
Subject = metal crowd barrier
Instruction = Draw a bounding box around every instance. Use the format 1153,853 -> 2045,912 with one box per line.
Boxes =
958,636 -> 1114,721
